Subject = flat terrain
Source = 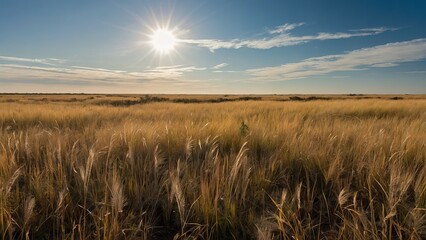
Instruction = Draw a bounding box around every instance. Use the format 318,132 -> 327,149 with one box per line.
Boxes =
0,94 -> 425,239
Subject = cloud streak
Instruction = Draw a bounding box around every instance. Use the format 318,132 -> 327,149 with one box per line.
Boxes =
0,62 -> 206,85
180,23 -> 396,52
0,55 -> 66,66
268,23 -> 305,34
247,38 -> 426,81
211,63 -> 229,69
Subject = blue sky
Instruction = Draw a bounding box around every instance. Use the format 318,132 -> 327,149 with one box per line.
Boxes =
1,0 -> 426,94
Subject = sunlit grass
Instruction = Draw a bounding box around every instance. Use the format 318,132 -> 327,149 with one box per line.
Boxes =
0,97 -> 425,239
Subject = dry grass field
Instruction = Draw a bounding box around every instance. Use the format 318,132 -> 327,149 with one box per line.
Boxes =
0,94 -> 425,239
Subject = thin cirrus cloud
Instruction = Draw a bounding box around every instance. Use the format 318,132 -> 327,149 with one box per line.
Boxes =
268,23 -> 305,34
246,38 -> 426,81
142,65 -> 206,80
211,63 -> 229,69
0,56 -> 66,66
180,23 -> 397,52
0,56 -> 206,85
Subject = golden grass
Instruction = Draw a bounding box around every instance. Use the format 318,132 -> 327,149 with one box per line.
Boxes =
0,96 -> 425,239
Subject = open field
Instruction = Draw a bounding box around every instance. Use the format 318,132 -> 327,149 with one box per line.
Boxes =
0,95 -> 425,239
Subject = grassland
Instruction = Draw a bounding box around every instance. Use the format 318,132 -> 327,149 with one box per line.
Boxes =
0,94 -> 425,239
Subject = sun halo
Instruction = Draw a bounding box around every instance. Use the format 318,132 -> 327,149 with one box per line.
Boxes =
150,29 -> 176,54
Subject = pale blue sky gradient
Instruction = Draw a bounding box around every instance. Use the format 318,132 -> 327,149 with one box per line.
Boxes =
0,0 -> 425,93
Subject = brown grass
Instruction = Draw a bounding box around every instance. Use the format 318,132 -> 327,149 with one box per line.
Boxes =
0,95 -> 425,239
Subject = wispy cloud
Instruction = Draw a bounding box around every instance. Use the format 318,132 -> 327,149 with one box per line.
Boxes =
268,23 -> 305,34
143,65 -> 206,80
180,23 -> 396,52
211,63 -> 229,69
212,70 -> 238,73
0,61 -> 205,85
247,38 -> 426,81
0,55 -> 66,66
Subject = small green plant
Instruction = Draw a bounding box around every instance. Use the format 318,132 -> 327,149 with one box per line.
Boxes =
239,121 -> 249,136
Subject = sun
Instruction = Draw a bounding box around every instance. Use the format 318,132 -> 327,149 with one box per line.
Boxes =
150,29 -> 176,54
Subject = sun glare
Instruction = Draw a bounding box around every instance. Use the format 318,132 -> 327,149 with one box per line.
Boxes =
150,29 -> 176,54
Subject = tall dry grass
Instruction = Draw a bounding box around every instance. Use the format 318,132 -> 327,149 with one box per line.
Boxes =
0,98 -> 425,239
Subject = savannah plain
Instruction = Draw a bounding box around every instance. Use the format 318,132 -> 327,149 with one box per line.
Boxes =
0,94 -> 425,239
